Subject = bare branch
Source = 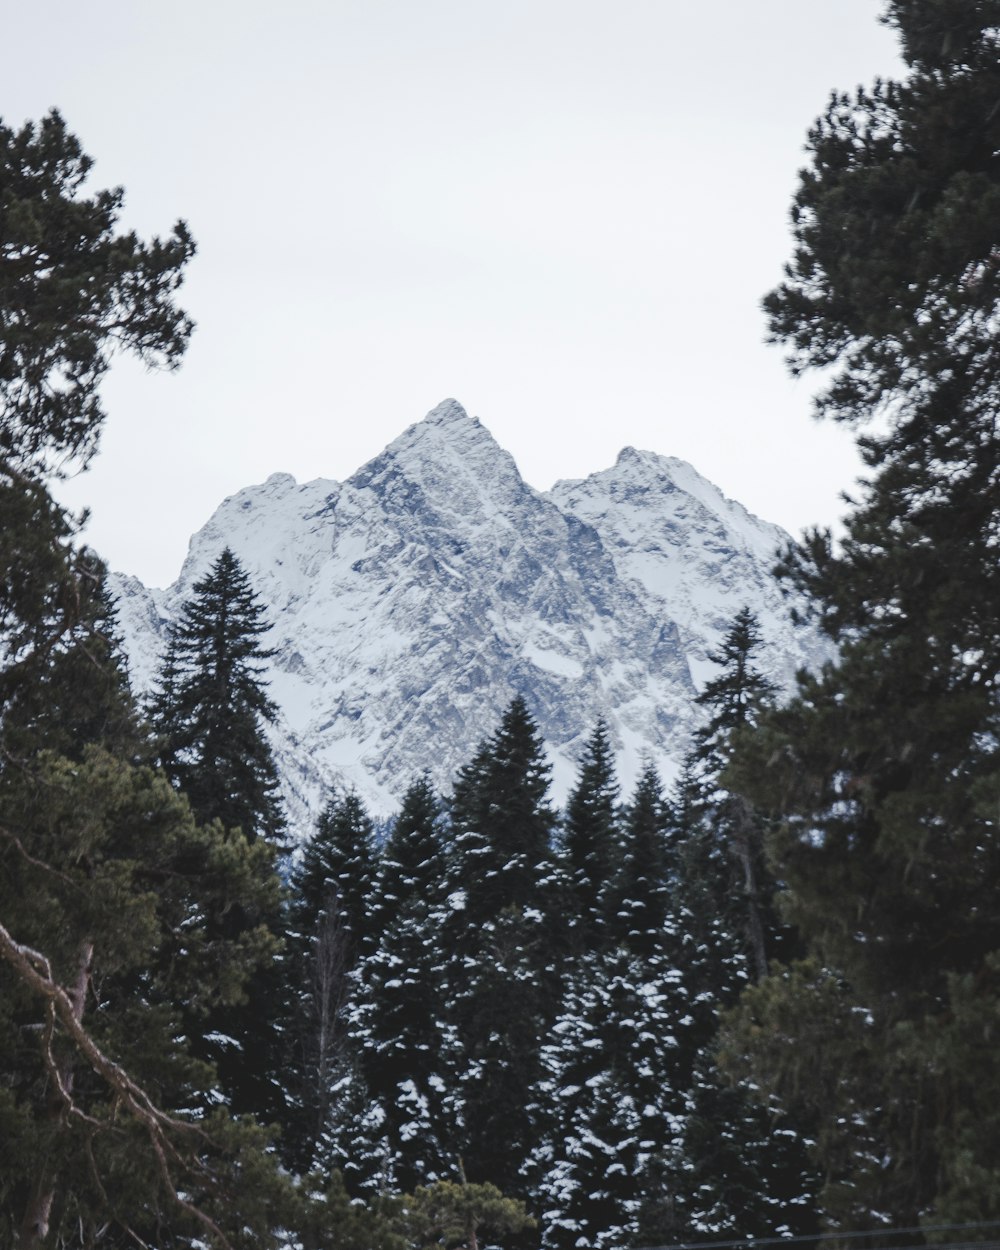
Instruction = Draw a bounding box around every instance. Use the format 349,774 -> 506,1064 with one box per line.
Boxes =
0,916 -> 235,1249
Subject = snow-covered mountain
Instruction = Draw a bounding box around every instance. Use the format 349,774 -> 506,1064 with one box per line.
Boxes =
111,400 -> 824,837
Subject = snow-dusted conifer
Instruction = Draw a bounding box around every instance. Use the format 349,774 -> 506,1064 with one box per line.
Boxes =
562,720 -> 621,954
440,697 -> 557,1196
529,941 -> 690,1250
605,761 -> 671,957
333,775 -> 455,1192
281,789 -> 376,1170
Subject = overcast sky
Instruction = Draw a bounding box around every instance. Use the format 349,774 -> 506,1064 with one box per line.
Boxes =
8,2 -> 902,588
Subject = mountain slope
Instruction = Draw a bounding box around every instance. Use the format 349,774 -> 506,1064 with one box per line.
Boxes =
112,400 -> 820,836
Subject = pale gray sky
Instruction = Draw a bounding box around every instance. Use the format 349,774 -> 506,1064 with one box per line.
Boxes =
8,2 -> 902,588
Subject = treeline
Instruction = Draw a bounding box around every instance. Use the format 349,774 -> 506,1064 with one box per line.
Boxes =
249,602 -> 816,1246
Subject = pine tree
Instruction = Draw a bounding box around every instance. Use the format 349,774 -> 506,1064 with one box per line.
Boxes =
149,546 -> 285,846
0,556 -> 293,1245
605,762 -> 670,958
723,4 -> 1000,1228
0,108 -> 407,1248
690,608 -> 781,982
320,778 -> 455,1193
281,789 -> 375,1172
0,109 -> 194,477
147,554 -> 287,1119
528,940 -> 691,1249
562,720 -> 621,954
441,697 -> 558,1197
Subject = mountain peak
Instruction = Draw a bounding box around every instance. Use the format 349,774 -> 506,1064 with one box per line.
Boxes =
424,397 -> 472,426
110,400 -> 825,837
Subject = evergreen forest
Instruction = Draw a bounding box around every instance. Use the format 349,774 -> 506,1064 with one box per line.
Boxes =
3,4 -> 1000,1247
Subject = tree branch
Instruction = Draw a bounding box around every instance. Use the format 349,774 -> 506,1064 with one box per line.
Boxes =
0,917 -> 235,1249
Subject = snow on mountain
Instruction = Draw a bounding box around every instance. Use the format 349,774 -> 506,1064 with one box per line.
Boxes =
111,400 -> 821,838
549,446 -> 828,691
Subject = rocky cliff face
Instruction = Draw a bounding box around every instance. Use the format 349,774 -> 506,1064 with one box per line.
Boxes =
111,400 -> 823,837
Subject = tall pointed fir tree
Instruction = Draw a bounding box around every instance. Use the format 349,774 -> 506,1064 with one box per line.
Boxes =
723,2 -> 1000,1227
654,614 -> 818,1238
329,775 -> 454,1195
281,789 -> 376,1174
530,762 -> 694,1250
148,546 -> 285,846
604,760 -> 670,958
147,546 -> 287,1120
562,720 -> 621,956
690,606 -> 781,981
528,942 -> 691,1250
441,695 -> 558,1198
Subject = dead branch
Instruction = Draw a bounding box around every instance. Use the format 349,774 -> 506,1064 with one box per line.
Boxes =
0,916 -> 235,1249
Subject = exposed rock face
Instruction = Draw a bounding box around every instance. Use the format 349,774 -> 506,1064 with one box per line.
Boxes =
111,400 -> 822,837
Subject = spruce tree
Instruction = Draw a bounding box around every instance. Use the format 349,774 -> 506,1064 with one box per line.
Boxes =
562,720 -> 621,954
631,646 -> 819,1239
449,694 -> 557,917
297,790 -> 376,959
528,925 -> 691,1247
149,546 -> 285,846
305,780 -> 455,1192
282,789 -> 375,1172
147,554 -> 287,1119
605,762 -> 670,958
691,608 -> 781,981
441,696 -> 558,1197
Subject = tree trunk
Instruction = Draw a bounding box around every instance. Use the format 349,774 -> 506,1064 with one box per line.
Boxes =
731,798 -> 768,983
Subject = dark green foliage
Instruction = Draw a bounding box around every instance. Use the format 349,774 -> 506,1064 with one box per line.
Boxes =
353,777 -> 452,1186
295,1171 -> 407,1250
443,903 -> 549,1197
308,779 -> 455,1192
692,606 -> 776,782
562,720 -> 620,953
296,790 -> 376,960
0,703 -> 286,1245
725,3 -> 1000,1228
763,2 -> 1000,432
149,546 -> 285,846
401,1179 -> 536,1250
147,548 -> 287,1121
0,109 -> 417,1248
690,608 -> 781,982
606,762 -> 670,958
529,944 -> 690,1250
671,1056 -> 819,1242
441,697 -> 558,1197
1,549 -> 140,764
0,110 -> 194,477
280,791 -> 376,1171
449,694 -> 556,916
